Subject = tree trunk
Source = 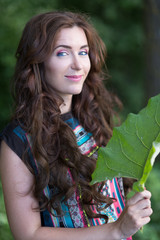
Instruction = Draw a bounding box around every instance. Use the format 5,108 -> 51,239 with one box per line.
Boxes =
144,0 -> 160,98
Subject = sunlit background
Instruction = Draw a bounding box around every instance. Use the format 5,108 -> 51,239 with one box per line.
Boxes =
0,0 -> 160,239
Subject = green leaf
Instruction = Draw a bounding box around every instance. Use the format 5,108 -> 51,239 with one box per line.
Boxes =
127,140 -> 160,199
91,94 -> 160,185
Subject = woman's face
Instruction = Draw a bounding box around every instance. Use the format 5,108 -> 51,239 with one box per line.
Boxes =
45,26 -> 91,104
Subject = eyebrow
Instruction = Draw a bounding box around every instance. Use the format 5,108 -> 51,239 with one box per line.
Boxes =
54,44 -> 89,50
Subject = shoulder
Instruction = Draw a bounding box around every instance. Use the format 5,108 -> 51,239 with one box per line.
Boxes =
0,122 -> 35,194
0,121 -> 28,160
0,121 -> 39,176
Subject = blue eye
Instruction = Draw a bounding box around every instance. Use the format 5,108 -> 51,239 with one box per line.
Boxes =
79,50 -> 88,56
57,51 -> 68,57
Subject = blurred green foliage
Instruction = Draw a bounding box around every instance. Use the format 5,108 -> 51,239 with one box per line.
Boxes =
0,182 -> 13,240
0,0 -> 159,239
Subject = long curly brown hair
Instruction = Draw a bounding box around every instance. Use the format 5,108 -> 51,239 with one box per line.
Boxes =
12,11 -> 122,222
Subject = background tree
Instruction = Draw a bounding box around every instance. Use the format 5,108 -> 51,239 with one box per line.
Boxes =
144,0 -> 160,99
0,0 -> 159,239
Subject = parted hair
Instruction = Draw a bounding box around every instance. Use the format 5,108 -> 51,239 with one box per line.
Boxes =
12,11 -> 122,222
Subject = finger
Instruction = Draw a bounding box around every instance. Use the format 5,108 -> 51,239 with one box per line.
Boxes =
137,216 -> 151,229
135,198 -> 151,210
127,190 -> 151,205
141,207 -> 153,218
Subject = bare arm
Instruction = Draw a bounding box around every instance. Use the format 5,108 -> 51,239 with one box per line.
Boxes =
0,141 -> 152,240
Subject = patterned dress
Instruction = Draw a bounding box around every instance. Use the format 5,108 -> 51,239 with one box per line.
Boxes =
0,112 -> 132,240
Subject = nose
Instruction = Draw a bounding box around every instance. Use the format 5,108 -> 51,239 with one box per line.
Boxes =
71,55 -> 82,70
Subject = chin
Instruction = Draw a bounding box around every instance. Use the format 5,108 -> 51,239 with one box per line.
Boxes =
72,86 -> 84,95
73,90 -> 83,96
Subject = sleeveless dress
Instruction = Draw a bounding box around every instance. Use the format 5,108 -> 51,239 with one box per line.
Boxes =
0,112 -> 132,240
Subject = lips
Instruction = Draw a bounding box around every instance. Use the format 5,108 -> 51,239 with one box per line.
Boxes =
65,75 -> 83,81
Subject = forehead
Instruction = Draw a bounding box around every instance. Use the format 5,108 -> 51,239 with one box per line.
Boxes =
55,26 -> 88,46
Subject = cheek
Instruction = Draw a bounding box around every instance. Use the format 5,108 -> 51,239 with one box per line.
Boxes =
85,59 -> 91,74
46,62 -> 59,79
45,67 -> 56,85
49,60 -> 68,75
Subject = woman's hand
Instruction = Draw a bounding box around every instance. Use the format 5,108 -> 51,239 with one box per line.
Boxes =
114,190 -> 153,239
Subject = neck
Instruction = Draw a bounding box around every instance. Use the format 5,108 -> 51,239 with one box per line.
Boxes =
60,95 -> 72,114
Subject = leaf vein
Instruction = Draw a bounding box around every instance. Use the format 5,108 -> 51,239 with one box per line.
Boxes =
135,118 -> 150,150
104,160 -> 138,179
118,134 -> 143,167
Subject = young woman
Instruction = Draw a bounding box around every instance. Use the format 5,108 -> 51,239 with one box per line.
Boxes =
0,11 -> 152,240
